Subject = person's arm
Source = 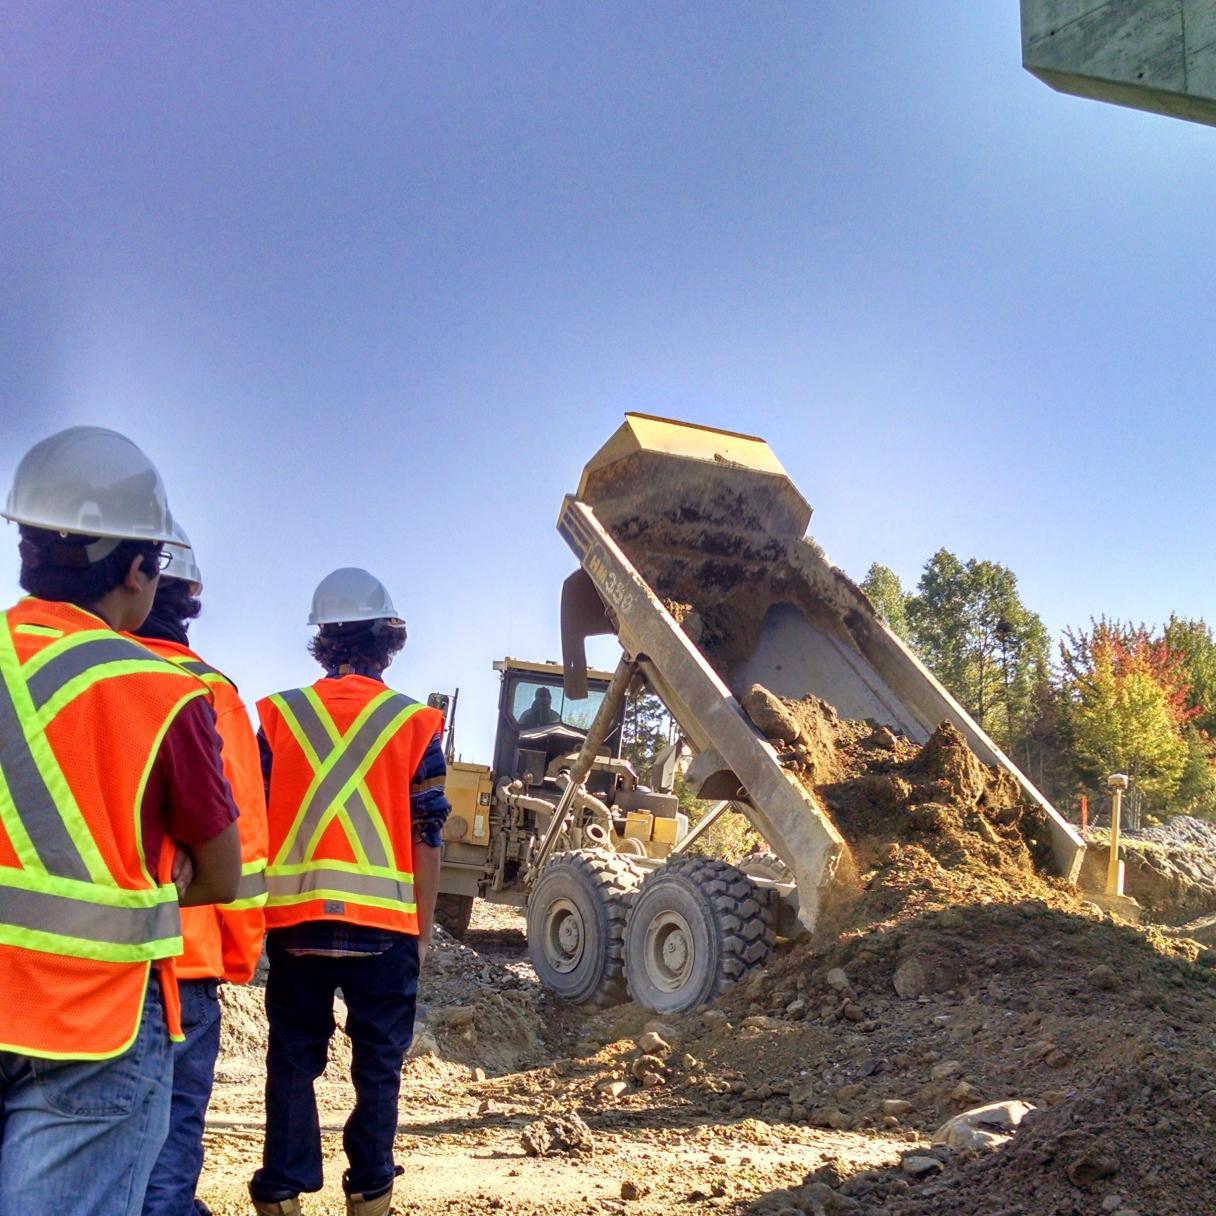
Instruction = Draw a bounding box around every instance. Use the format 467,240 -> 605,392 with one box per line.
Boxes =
413,841 -> 440,967
158,699 -> 242,906
410,732 -> 451,967
179,822 -> 241,906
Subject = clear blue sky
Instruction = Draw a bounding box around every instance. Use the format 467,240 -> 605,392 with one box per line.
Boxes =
2,2 -> 1212,760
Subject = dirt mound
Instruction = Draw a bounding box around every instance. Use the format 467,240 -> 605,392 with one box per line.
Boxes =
211,918 -> 546,1089
744,694 -> 1060,923
652,695 -> 1216,1163
1083,837 -> 1216,924
800,1053 -> 1216,1215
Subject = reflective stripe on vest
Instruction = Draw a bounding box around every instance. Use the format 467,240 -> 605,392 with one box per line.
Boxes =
265,686 -> 423,912
157,649 -> 264,910
167,655 -> 233,689
0,618 -> 197,962
222,858 -> 269,911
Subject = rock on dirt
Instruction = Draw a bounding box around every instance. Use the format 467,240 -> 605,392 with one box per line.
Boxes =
901,1155 -> 943,1178
520,1112 -> 596,1157
741,684 -> 803,744
933,1099 -> 1036,1151
636,1030 -> 670,1054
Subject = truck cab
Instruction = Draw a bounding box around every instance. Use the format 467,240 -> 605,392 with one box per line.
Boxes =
432,657 -> 626,935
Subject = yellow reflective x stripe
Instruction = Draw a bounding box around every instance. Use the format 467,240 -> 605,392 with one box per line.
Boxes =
17,627 -> 116,680
0,620 -> 109,883
13,624 -> 62,638
270,689 -> 424,869
272,688 -> 386,867
0,612 -> 201,952
300,686 -> 391,866
296,688 -> 409,865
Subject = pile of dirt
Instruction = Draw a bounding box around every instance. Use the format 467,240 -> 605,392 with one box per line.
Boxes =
568,695 -> 1210,1212
746,692 -> 1062,923
1082,836 -> 1216,924
746,1050 -> 1216,1215
869,1054 -> 1216,1216
211,921 -> 548,1092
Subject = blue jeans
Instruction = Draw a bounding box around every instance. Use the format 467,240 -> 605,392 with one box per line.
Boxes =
250,932 -> 419,1203
0,979 -> 172,1216
142,979 -> 222,1216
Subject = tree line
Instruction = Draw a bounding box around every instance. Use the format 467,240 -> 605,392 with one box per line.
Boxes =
862,553 -> 1216,825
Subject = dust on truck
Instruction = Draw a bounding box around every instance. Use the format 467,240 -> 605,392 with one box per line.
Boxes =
439,414 -> 1085,1015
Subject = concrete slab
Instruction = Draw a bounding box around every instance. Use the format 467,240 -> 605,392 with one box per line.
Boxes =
1022,0 -> 1216,127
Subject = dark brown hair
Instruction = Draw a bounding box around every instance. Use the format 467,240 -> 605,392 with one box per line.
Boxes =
308,620 -> 407,675
18,526 -> 161,608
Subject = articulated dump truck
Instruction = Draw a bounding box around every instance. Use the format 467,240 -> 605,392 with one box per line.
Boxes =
439,414 -> 1085,1015
542,413 -> 1083,1013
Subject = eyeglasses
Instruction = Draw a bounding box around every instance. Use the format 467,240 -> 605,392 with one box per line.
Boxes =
154,548 -> 174,572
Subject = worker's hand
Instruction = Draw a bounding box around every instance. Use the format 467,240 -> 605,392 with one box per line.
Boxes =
172,847 -> 194,898
417,933 -> 430,970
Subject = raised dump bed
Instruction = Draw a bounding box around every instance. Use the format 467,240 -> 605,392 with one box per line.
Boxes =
559,414 -> 1084,936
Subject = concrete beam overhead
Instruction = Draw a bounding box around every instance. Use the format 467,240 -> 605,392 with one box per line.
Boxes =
1021,0 -> 1216,127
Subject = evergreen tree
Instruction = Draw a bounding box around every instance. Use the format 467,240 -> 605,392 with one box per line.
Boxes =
860,563 -> 910,639
621,686 -> 673,774
905,549 -> 1048,752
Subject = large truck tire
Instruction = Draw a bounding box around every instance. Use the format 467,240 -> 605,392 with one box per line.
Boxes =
526,849 -> 643,1008
739,850 -> 793,883
624,855 -> 774,1014
434,892 -> 475,939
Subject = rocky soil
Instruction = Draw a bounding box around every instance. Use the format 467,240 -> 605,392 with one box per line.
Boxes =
197,700 -> 1216,1216
1078,815 -> 1216,924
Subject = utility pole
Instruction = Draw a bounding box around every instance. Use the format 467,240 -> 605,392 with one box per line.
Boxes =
1105,772 -> 1129,896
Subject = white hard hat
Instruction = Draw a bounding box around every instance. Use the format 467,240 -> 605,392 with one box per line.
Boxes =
308,567 -> 400,626
3,425 -> 179,545
162,521 -> 203,593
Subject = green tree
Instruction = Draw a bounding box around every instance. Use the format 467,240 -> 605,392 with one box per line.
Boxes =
1019,669 -> 1081,810
1059,621 -> 1190,821
860,563 -> 910,639
1176,727 -> 1216,819
621,686 -> 673,774
1163,616 -> 1216,735
905,549 -> 1048,752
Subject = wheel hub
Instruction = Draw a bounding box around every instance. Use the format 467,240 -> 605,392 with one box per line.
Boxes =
644,909 -> 695,993
542,897 -> 584,974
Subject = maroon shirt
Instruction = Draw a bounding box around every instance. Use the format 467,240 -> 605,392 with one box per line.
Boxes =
141,697 -> 239,865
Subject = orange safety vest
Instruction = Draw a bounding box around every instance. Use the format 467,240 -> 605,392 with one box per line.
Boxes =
0,598 -> 208,1060
257,676 -> 442,935
134,637 -> 268,983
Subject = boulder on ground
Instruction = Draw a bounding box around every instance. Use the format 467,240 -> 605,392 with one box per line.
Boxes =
933,1099 -> 1037,1151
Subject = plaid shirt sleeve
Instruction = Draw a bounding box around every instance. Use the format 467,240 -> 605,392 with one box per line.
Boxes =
410,733 -> 450,848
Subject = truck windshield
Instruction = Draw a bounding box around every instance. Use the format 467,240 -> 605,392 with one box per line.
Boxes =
512,681 -> 605,732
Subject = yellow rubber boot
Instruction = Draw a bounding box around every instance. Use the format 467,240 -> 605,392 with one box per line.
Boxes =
251,1199 -> 301,1215
345,1186 -> 394,1216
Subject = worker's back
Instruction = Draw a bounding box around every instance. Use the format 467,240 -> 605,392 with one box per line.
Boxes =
259,673 -> 442,935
